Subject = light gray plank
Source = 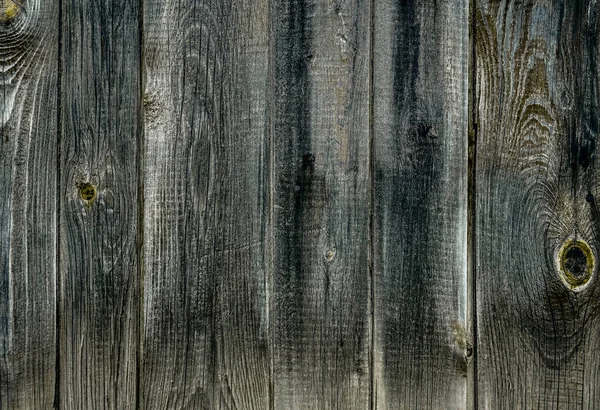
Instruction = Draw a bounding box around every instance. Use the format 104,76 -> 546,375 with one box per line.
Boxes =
372,0 -> 470,408
271,0 -> 371,408
59,0 -> 141,407
476,1 -> 600,408
141,0 -> 271,408
0,1 -> 58,408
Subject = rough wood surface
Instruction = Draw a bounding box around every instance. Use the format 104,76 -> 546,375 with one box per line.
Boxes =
475,1 -> 600,408
59,0 -> 141,407
141,0 -> 271,408
271,1 -> 371,408
0,1 -> 58,408
372,0 -> 469,408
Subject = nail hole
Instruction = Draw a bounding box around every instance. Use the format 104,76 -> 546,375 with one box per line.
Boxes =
79,183 -> 96,202
558,239 -> 594,289
587,193 -> 594,203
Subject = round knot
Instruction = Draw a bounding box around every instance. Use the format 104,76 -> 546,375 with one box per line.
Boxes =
558,239 -> 594,290
0,0 -> 21,23
79,182 -> 97,203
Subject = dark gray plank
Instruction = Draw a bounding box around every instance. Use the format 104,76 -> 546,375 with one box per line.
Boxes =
372,0 -> 469,408
476,1 -> 600,408
59,0 -> 141,407
271,1 -> 371,408
142,0 -> 270,408
0,1 -> 58,408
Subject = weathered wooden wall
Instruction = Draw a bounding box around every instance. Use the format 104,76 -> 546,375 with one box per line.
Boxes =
1,0 -> 600,409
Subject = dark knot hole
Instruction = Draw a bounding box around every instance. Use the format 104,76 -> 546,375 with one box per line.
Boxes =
558,240 -> 594,289
563,246 -> 588,280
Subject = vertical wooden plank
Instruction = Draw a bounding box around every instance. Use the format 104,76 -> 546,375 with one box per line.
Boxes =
372,0 -> 469,408
0,1 -> 58,408
271,0 -> 371,408
476,1 -> 600,408
142,0 -> 270,408
59,0 -> 141,407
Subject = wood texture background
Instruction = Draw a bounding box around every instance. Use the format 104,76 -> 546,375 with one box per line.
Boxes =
475,0 -> 600,408
372,0 -> 469,409
59,0 -> 142,407
271,0 -> 371,408
2,0 -> 600,408
142,0 -> 270,408
0,1 -> 58,409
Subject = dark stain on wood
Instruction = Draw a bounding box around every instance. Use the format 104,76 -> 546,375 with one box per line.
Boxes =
373,0 -> 469,408
273,0 -> 371,407
274,0 -> 316,357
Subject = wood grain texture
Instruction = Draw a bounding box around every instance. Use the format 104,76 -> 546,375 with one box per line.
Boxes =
59,0 -> 141,407
271,0 -> 371,408
141,0 -> 271,408
372,0 -> 469,408
0,0 -> 58,408
475,1 -> 600,408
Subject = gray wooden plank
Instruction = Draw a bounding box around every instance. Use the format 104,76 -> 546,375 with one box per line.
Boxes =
271,0 -> 371,408
141,0 -> 271,408
475,1 -> 600,408
372,0 -> 469,408
0,1 -> 59,408
59,0 -> 141,407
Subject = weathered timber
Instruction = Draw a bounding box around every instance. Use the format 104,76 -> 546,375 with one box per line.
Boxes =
59,0 -> 141,407
476,1 -> 600,408
372,0 -> 470,408
142,0 -> 271,408
271,0 -> 372,408
0,0 -> 58,408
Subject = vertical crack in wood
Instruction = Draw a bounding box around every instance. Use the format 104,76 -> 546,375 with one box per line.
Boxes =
136,0 -> 145,407
468,0 -> 478,409
267,0 -> 275,408
54,0 -> 63,406
368,0 -> 375,407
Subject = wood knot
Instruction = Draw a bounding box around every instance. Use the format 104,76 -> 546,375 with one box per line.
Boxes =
325,250 -> 335,262
0,0 -> 21,23
416,121 -> 438,139
79,182 -> 97,203
586,193 -> 594,203
302,153 -> 315,168
558,239 -> 594,290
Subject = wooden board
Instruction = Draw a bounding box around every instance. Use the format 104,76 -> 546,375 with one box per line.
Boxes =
372,0 -> 469,408
0,1 -> 59,408
475,1 -> 600,408
141,0 -> 271,408
59,0 -> 141,407
271,0 -> 371,408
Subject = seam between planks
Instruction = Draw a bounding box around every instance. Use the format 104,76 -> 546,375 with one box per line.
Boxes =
468,0 -> 478,408
267,0 -> 275,408
136,0 -> 145,407
368,0 -> 375,408
54,0 -> 63,406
